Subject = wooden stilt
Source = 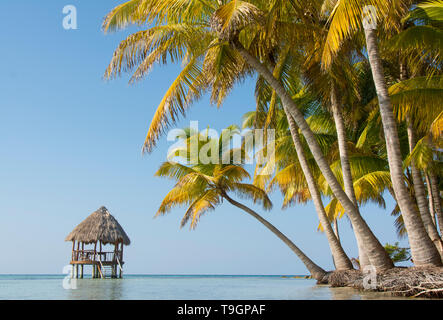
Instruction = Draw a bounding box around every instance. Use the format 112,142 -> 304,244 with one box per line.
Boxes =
93,242 -> 97,278
120,242 -> 124,278
71,241 -> 75,261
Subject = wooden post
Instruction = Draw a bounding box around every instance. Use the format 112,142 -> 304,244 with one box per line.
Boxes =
120,242 -> 124,278
71,241 -> 75,261
93,242 -> 97,278
80,242 -> 84,278
76,241 -> 80,261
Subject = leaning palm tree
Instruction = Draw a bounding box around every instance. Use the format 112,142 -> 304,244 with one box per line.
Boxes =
246,85 -> 353,270
155,127 -> 327,280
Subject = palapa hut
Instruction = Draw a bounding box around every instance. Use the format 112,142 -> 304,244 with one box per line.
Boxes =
65,206 -> 130,279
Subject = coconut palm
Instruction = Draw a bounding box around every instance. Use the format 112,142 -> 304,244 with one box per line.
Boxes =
267,105 -> 395,267
248,50 -> 354,270
245,106 -> 354,270
216,3 -> 394,270
387,1 -> 443,243
155,127 -> 327,280
302,37 -> 377,267
103,0 -> 394,270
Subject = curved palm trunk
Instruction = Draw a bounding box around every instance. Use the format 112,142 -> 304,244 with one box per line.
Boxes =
286,115 -> 353,270
232,39 -> 393,270
429,172 -> 443,237
221,192 -> 327,281
364,27 -> 442,266
330,85 -> 370,268
407,120 -> 443,256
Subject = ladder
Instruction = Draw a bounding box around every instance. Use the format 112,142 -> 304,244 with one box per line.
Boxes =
97,259 -> 116,279
116,255 -> 123,278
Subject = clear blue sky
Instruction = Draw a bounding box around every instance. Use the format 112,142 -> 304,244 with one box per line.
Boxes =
0,0 -> 408,275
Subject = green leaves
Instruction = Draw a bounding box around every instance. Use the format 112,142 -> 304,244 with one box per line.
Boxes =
384,242 -> 411,263
404,136 -> 438,172
155,125 -> 273,229
387,25 -> 443,53
406,0 -> 443,23
389,76 -> 443,133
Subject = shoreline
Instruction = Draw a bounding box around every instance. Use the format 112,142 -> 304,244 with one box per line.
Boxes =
319,267 -> 443,298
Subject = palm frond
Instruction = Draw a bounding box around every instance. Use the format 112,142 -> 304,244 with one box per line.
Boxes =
232,183 -> 273,210
143,57 -> 204,152
322,0 -> 390,69
210,0 -> 263,41
181,189 -> 220,229
102,0 -> 146,33
406,0 -> 443,22
155,161 -> 196,179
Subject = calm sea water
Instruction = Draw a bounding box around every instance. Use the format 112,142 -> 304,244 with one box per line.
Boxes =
0,274 -> 406,300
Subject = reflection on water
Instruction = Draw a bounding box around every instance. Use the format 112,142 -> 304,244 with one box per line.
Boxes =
0,275 -> 411,300
68,279 -> 124,300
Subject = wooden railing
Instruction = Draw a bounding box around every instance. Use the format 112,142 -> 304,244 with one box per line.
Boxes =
72,250 -> 122,263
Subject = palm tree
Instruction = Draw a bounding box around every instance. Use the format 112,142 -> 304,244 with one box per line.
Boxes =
302,40 -> 375,267
248,51 -> 354,270
103,0 -> 393,270
389,1 -> 443,247
214,1 -> 394,270
322,0 -> 442,266
155,127 -> 327,280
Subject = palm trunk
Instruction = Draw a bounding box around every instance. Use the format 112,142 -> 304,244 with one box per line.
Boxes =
407,120 -> 443,255
363,27 -> 442,266
221,192 -> 327,281
333,220 -> 340,242
429,172 -> 443,237
286,115 -> 353,270
330,84 -> 370,268
232,38 -> 393,270
425,174 -> 437,228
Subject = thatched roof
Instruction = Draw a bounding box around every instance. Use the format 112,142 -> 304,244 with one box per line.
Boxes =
65,206 -> 130,245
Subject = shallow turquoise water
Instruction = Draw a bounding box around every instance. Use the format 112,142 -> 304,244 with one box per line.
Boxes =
0,274 -> 405,300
